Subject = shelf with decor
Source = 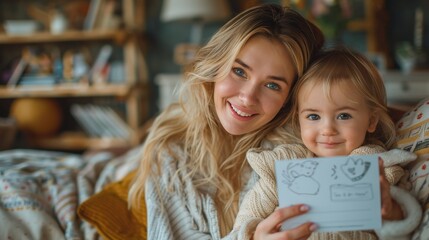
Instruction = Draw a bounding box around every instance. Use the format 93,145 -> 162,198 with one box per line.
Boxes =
0,0 -> 148,151
382,70 -> 429,106
0,84 -> 137,98
0,30 -> 129,44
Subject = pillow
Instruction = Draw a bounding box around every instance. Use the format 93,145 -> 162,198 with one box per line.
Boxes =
395,97 -> 429,239
77,170 -> 147,240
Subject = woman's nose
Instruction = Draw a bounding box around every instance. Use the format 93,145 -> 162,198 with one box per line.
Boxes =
239,82 -> 258,106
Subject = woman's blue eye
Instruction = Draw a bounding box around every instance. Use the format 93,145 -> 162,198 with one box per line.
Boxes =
337,113 -> 352,120
306,114 -> 320,120
266,82 -> 280,90
233,67 -> 246,78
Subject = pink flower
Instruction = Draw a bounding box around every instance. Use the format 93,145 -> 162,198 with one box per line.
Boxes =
311,0 -> 330,17
339,0 -> 352,18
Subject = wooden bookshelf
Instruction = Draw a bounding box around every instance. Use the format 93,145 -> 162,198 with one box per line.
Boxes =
0,84 -> 134,98
0,0 -> 148,151
0,30 -> 129,44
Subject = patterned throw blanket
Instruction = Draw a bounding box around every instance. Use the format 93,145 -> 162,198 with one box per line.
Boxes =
0,147 -> 140,240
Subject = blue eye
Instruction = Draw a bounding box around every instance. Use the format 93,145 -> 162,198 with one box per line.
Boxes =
266,82 -> 280,90
232,67 -> 246,78
337,113 -> 352,120
306,114 -> 320,120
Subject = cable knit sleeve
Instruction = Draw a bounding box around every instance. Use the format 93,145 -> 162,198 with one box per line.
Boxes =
351,145 -> 406,185
229,144 -> 309,239
145,144 -> 221,240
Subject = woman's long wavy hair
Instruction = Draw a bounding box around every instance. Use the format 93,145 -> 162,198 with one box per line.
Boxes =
287,47 -> 396,150
129,3 -> 324,232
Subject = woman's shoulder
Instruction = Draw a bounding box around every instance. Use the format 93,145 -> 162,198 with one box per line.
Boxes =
142,141 -> 187,184
158,141 -> 186,168
145,141 -> 190,193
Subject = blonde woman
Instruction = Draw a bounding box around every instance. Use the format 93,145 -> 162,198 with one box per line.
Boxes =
129,4 -> 325,240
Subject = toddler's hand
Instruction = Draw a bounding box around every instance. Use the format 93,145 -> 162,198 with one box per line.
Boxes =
379,157 -> 404,220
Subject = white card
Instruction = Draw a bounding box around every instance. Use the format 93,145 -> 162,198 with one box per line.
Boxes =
275,154 -> 382,232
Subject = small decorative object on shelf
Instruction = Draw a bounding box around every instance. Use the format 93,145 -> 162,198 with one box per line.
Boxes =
10,98 -> 63,137
49,9 -> 68,34
395,41 -> 417,75
3,20 -> 40,35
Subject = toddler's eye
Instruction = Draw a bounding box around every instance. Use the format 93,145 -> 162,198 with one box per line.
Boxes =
337,113 -> 352,120
306,114 -> 320,120
266,82 -> 280,90
232,67 -> 246,78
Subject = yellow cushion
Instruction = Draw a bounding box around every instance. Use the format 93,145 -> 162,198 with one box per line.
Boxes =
78,170 -> 147,240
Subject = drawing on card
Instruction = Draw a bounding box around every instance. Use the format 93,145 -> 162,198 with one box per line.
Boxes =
275,155 -> 382,232
331,165 -> 338,180
282,160 -> 320,195
340,157 -> 371,181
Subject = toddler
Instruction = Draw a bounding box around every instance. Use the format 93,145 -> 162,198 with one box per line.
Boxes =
232,48 -> 421,240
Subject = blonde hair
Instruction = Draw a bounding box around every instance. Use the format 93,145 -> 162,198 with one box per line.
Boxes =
288,47 -> 396,149
129,4 -> 324,232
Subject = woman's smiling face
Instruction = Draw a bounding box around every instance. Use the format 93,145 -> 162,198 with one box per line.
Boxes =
214,35 -> 296,135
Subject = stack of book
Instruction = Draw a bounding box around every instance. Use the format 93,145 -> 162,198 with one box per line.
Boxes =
71,104 -> 131,139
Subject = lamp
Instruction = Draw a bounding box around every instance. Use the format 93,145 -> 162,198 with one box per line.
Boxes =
161,0 -> 231,45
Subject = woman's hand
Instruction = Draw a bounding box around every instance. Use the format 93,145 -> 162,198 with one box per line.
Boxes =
253,204 -> 317,240
379,158 -> 404,221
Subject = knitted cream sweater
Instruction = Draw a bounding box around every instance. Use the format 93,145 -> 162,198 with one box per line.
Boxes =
231,144 -> 406,240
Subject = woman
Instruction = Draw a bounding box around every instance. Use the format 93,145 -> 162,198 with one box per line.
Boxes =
128,4 -> 325,239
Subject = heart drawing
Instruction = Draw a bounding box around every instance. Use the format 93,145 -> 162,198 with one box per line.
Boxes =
340,157 -> 370,181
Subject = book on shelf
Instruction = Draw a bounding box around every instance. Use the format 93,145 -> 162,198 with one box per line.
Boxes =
99,105 -> 132,138
71,105 -> 101,137
18,74 -> 57,86
90,44 -> 113,85
96,0 -> 118,30
7,58 -> 27,88
83,0 -> 118,30
71,104 -> 131,139
83,0 -> 103,30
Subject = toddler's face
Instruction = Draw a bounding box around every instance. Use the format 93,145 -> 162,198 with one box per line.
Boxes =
297,81 -> 378,157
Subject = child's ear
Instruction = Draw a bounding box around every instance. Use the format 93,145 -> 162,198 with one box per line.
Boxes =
367,112 -> 379,133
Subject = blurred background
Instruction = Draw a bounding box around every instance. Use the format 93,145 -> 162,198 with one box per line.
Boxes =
0,0 -> 428,152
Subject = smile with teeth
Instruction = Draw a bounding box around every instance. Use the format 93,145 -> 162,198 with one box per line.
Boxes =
230,104 -> 253,117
